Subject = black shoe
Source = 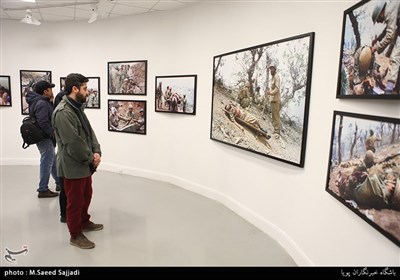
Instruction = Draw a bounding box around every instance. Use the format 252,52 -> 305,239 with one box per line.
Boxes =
56,185 -> 61,192
60,216 -> 66,223
38,189 -> 58,198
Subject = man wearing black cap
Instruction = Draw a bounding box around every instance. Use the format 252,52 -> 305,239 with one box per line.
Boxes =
26,80 -> 60,198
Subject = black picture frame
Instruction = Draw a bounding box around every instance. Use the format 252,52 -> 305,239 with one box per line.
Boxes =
210,32 -> 315,167
20,70 -> 52,115
337,0 -> 400,99
60,77 -> 65,92
108,99 -> 146,135
60,76 -> 101,109
326,110 -> 400,247
108,60 -> 147,95
0,75 -> 11,107
155,75 -> 197,115
86,77 -> 101,109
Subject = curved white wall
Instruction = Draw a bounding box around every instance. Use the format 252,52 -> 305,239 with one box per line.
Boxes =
1,1 -> 399,265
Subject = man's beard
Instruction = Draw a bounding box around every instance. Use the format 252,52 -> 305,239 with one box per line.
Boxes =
77,93 -> 87,104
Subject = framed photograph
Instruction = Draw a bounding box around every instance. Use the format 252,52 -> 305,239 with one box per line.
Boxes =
20,70 -> 51,115
326,111 -> 400,247
60,77 -> 65,92
210,32 -> 315,167
337,0 -> 400,99
86,77 -> 100,109
108,60 -> 147,95
60,76 -> 100,109
108,99 -> 146,134
155,75 -> 197,114
0,75 -> 11,106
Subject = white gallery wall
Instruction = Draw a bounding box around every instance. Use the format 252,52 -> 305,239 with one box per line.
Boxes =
1,1 -> 399,266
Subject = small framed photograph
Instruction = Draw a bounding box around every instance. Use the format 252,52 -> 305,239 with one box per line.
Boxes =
326,110 -> 400,247
155,75 -> 197,115
0,75 -> 12,106
86,77 -> 100,109
337,0 -> 400,99
60,77 -> 65,92
20,70 -> 52,115
210,32 -> 315,167
108,60 -> 147,95
60,76 -> 100,109
108,99 -> 146,134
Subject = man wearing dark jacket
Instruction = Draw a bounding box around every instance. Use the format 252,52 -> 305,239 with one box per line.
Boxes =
52,73 -> 102,249
54,90 -> 67,223
26,80 -> 60,198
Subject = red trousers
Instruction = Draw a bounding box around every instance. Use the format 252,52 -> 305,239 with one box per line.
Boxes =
64,176 -> 92,239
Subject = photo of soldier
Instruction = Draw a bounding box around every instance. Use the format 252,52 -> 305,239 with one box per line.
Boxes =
327,112 -> 400,246
108,100 -> 146,134
108,61 -> 147,95
155,75 -> 197,115
20,70 -> 51,114
85,77 -> 100,109
339,0 -> 400,98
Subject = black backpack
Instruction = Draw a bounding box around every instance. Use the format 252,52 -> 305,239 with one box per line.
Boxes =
20,100 -> 47,149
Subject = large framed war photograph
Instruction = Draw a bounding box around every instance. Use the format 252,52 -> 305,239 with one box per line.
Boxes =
326,111 -> 400,247
337,0 -> 400,99
108,60 -> 147,95
108,99 -> 146,135
0,75 -> 11,106
20,70 -> 52,115
61,76 -> 101,109
155,75 -> 197,115
210,32 -> 315,167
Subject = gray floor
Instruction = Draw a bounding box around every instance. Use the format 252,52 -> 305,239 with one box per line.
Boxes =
0,165 -> 296,266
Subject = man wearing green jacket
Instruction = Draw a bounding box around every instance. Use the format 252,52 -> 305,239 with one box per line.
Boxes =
52,73 -> 102,249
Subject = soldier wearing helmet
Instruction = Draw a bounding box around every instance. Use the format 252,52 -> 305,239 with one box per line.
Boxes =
127,104 -> 135,118
118,103 -> 135,127
351,45 -> 375,95
121,78 -> 130,93
338,150 -> 397,209
371,1 -> 400,95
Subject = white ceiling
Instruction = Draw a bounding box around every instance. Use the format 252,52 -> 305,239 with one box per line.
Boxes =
0,0 -> 198,23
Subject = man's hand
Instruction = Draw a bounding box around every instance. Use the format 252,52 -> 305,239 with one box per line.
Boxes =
93,153 -> 101,168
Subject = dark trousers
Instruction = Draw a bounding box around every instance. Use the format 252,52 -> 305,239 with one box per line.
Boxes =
64,176 -> 93,239
59,177 -> 66,218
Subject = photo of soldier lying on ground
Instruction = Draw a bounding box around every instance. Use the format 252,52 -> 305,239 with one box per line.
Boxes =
326,111 -> 400,246
210,33 -> 314,167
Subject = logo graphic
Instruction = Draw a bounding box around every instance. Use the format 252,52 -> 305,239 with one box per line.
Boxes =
4,245 -> 29,264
